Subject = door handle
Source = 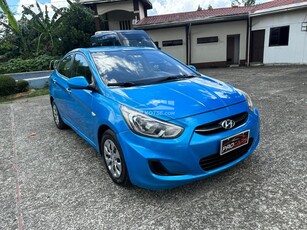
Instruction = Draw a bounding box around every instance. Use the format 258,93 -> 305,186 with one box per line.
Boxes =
65,88 -> 71,94
52,79 -> 56,83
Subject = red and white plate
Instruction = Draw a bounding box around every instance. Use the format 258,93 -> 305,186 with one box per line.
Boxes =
220,130 -> 250,156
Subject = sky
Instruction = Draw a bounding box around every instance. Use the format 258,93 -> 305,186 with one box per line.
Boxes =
5,0 -> 271,18
148,0 -> 270,16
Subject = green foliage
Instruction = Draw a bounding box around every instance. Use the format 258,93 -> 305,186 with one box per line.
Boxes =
0,0 -> 20,33
0,0 -> 96,69
22,2 -> 64,55
0,54 -> 57,74
0,74 -> 16,96
197,5 -> 202,11
0,33 -> 20,59
208,4 -> 213,10
53,0 -> 96,54
16,80 -> 29,93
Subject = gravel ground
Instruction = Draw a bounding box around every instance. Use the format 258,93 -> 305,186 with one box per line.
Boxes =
0,66 -> 306,229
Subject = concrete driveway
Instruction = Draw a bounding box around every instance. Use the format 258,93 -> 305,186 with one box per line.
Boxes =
1,66 -> 306,229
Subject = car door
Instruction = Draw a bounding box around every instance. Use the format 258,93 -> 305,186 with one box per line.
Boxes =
65,53 -> 95,143
51,54 -> 74,121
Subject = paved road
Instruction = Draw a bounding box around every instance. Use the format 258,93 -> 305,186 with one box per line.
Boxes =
0,66 -> 306,229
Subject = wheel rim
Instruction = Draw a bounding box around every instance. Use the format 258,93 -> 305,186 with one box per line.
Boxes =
52,104 -> 60,126
104,139 -> 122,179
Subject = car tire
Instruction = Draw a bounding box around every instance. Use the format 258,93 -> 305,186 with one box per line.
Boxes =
101,130 -> 130,186
51,101 -> 68,130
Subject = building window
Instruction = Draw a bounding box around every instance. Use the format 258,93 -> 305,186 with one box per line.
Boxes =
120,20 -> 131,30
197,36 -> 218,44
162,39 -> 183,47
269,26 -> 290,47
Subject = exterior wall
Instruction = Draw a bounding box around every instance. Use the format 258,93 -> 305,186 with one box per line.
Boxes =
191,20 -> 247,65
138,1 -> 145,19
97,0 -> 134,15
146,27 -> 187,63
252,9 -> 307,64
107,11 -> 134,30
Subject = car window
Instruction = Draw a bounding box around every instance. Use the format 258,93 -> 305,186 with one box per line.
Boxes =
58,55 -> 73,78
119,32 -> 156,48
71,54 -> 92,84
91,35 -> 121,47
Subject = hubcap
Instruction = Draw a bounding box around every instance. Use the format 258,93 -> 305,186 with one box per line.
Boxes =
104,139 -> 122,179
52,104 -> 60,126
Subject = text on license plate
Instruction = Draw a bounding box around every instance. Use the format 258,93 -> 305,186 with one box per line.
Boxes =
220,130 -> 250,155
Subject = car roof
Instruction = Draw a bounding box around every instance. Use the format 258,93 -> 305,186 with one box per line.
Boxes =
71,46 -> 157,54
94,30 -> 147,35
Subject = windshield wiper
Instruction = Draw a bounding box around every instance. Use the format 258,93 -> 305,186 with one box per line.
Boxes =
154,74 -> 199,84
107,82 -> 136,87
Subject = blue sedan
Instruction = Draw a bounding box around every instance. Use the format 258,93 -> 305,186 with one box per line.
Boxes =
49,47 -> 260,190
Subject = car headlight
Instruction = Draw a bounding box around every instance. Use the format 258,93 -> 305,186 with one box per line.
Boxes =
120,106 -> 184,138
237,89 -> 254,111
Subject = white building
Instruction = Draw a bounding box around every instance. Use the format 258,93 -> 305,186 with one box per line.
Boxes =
134,7 -> 252,67
250,1 -> 307,64
81,0 -> 307,66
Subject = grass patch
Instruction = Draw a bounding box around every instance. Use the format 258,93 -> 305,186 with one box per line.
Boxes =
0,88 -> 49,104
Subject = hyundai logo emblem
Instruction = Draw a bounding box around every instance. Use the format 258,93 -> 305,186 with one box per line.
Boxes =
221,119 -> 236,130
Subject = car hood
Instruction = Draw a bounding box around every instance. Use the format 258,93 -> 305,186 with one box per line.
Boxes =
107,76 -> 245,120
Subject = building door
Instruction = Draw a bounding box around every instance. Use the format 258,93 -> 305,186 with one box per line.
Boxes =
227,34 -> 240,65
250,30 -> 265,63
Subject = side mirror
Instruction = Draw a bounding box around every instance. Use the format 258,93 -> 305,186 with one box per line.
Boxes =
67,76 -> 89,89
188,65 -> 197,71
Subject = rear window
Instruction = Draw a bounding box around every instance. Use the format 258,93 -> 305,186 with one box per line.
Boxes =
91,35 -> 121,47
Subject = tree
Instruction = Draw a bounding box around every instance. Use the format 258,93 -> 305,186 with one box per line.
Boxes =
53,0 -> 96,55
22,2 -> 63,55
0,1 -> 31,58
197,5 -> 202,11
232,0 -> 256,7
207,4 -> 213,10
0,0 -> 96,58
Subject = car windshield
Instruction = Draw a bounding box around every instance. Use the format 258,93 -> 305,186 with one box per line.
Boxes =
91,50 -> 198,86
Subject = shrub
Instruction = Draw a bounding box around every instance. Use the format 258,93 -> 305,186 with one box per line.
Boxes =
16,80 -> 29,93
0,55 -> 58,74
0,75 -> 16,96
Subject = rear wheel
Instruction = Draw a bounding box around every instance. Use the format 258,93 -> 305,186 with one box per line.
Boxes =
101,130 -> 130,186
51,101 -> 68,130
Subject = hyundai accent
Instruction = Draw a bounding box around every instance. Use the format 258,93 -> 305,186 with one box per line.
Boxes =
49,47 -> 260,190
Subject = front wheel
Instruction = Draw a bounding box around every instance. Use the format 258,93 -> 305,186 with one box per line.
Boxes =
101,130 -> 130,186
51,101 -> 68,130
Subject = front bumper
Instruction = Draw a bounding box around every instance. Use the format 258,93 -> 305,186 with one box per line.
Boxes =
117,102 -> 260,190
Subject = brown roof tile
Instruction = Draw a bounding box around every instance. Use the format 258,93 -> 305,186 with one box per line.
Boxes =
137,0 -> 307,25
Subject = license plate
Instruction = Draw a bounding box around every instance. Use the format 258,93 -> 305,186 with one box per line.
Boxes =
220,130 -> 250,155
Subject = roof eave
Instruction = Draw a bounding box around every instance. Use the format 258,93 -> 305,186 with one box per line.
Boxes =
251,2 -> 307,17
134,14 -> 249,30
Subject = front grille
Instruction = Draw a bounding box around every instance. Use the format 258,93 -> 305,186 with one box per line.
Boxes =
195,112 -> 248,135
199,138 -> 254,171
